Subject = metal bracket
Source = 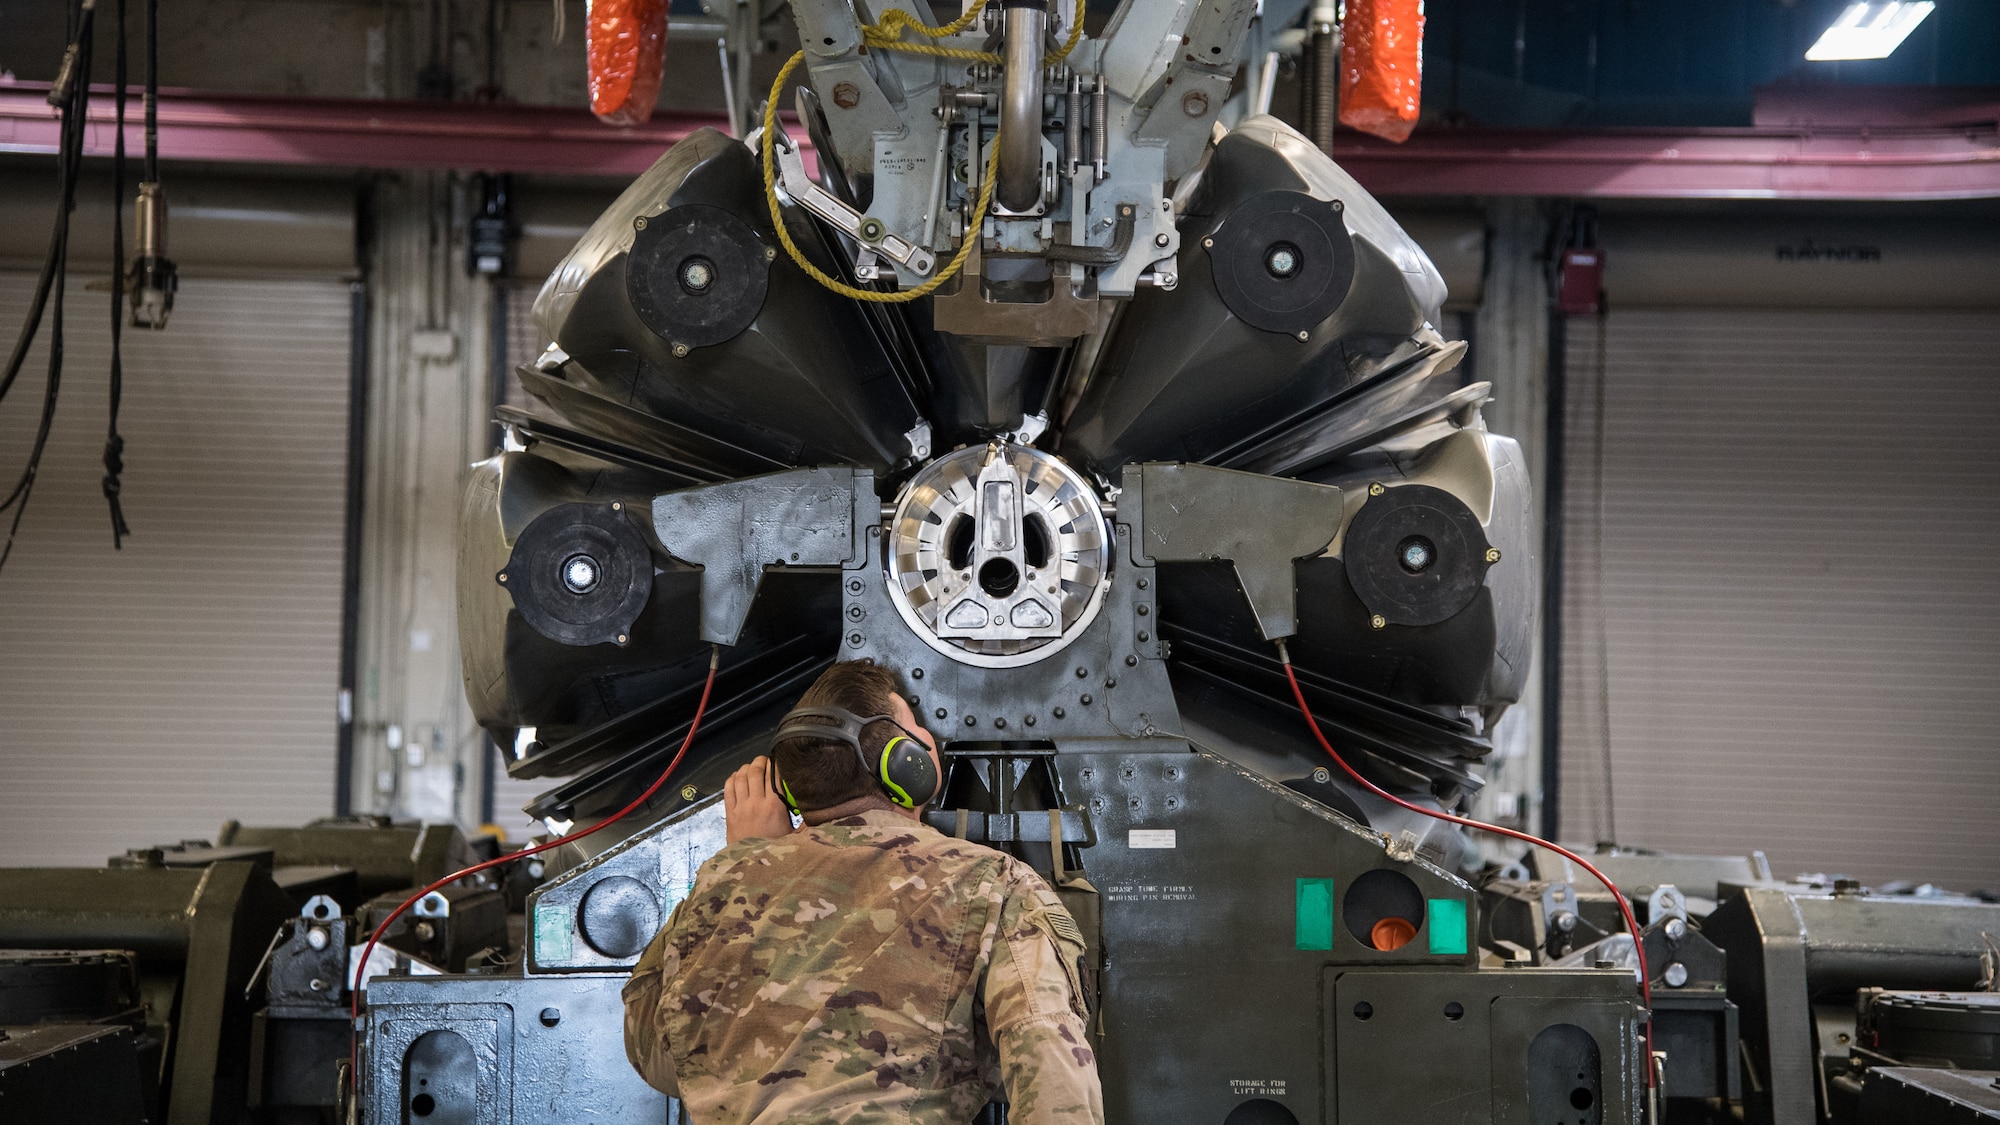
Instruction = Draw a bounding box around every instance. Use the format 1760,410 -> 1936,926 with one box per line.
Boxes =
1128,462 -> 1345,640
651,467 -> 859,644
774,135 -> 936,276
923,806 -> 1097,845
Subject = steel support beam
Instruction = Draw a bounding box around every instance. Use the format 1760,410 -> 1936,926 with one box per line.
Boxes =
1331,125 -> 2000,201
2,86 -> 1993,196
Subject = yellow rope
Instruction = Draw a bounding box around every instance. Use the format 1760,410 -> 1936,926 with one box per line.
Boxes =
1048,0 -> 1087,63
858,0 -> 1087,65
762,50 -> 999,303
865,0 -> 1000,63
759,0 -> 1088,302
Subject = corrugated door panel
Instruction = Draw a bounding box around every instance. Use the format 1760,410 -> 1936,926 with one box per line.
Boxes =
0,274 -> 349,866
1558,309 -> 2000,890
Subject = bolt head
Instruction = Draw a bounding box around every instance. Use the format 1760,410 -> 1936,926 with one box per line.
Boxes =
1311,767 -> 1332,784
1662,961 -> 1690,988
1296,330 -> 1310,342
306,926 -> 329,950
1154,232 -> 1170,247
1663,916 -> 1687,942
561,554 -> 600,594
1369,482 -> 1387,496
1370,614 -> 1387,629
634,216 -> 648,230
680,784 -> 699,801
1485,547 -> 1502,563
671,342 -> 690,358
678,257 -> 715,292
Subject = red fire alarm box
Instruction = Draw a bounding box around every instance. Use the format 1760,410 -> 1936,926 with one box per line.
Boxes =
1558,247 -> 1604,315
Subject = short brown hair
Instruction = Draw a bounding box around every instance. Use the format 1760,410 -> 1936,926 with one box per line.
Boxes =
775,660 -> 907,810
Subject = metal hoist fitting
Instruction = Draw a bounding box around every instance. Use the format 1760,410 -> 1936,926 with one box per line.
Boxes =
998,0 -> 1049,212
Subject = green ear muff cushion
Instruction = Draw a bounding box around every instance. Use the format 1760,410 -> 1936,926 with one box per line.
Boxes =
879,736 -> 916,807
878,735 -> 939,808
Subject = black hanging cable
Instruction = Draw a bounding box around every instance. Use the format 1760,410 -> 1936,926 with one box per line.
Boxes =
105,0 -> 132,547
0,0 -> 92,409
0,0 -> 93,574
145,0 -> 159,184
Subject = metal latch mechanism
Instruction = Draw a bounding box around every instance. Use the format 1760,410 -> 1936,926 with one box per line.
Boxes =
773,137 -> 937,277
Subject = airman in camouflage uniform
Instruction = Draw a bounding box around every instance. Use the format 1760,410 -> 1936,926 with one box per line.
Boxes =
623,662 -> 1102,1124
623,808 -> 1103,1123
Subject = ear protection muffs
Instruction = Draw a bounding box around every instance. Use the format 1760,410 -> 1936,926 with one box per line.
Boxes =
769,706 -> 940,810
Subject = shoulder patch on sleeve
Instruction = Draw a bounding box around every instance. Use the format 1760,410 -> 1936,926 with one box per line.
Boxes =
1021,886 -> 1091,1021
1044,905 -> 1084,950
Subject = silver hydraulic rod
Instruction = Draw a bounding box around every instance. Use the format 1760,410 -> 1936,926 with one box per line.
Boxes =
1090,75 -> 1108,181
1065,72 -> 1083,174
998,0 -> 1048,212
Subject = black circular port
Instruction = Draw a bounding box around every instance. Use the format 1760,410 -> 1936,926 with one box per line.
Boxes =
1264,241 -> 1302,279
978,558 -> 1020,598
411,1093 -> 436,1117
1223,1098 -> 1300,1125
1570,1088 -> 1594,1110
561,553 -> 601,594
945,515 -> 975,571
1352,1001 -> 1373,1021
1444,1001 -> 1464,1021
1344,867 -> 1427,948
1397,535 -> 1435,574
1023,513 -> 1052,568
678,255 -> 716,294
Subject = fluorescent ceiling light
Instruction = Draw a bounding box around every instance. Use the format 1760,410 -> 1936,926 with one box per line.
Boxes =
1805,1 -> 1935,61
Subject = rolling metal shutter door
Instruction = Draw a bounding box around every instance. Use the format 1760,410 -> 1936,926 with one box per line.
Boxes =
0,274 -> 351,866
1557,309 -> 2000,890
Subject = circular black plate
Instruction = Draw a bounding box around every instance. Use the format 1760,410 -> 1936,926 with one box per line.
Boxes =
1343,484 -> 1494,627
498,502 -> 652,646
578,875 -> 661,958
1207,189 -> 1356,337
625,203 -> 770,350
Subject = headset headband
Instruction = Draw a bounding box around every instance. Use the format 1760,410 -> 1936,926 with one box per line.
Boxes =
771,706 -> 931,780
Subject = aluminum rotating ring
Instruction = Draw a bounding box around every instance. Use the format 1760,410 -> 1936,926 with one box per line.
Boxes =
886,443 -> 1112,668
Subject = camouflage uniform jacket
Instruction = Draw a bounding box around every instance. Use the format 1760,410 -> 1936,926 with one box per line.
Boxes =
623,807 -> 1104,1124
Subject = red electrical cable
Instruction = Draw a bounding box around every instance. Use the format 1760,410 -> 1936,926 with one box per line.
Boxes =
345,646 -> 720,1099
1276,641 -> 1656,1089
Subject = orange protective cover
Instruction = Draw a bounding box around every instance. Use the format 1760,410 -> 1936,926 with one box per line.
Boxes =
1339,0 -> 1425,143
588,0 -> 670,126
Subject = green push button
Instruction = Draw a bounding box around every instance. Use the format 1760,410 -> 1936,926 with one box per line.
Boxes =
1426,897 -> 1468,955
1295,878 -> 1334,951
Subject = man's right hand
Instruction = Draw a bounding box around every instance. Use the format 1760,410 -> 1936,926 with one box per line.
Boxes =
723,755 -> 797,843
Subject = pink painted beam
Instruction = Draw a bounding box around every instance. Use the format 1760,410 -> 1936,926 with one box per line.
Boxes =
2,84 -> 1995,199
0,84 -> 741,177
1330,125 -> 2000,200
